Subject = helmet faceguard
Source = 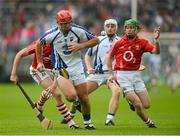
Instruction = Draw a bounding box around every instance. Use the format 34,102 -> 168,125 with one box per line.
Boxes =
104,19 -> 118,35
56,10 -> 72,23
124,19 -> 141,38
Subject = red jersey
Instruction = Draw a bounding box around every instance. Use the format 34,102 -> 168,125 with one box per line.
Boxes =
26,41 -> 51,69
110,35 -> 154,70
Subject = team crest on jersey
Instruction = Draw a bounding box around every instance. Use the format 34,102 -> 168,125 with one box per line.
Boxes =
136,44 -> 140,50
70,37 -> 73,41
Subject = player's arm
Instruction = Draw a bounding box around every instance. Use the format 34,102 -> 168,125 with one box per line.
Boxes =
151,26 -> 160,54
106,52 -> 114,75
68,37 -> 100,52
106,42 -> 118,80
85,53 -> 95,74
10,48 -> 30,83
36,40 -> 44,71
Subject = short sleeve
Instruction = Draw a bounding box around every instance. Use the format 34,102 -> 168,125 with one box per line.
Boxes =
39,27 -> 59,45
143,39 -> 154,53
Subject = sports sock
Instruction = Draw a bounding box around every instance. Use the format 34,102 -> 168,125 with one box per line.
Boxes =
37,90 -> 49,107
69,111 -> 75,118
106,113 -> 114,123
83,114 -> 91,125
57,103 -> 75,126
145,118 -> 154,125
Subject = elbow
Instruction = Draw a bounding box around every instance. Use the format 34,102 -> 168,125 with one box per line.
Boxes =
94,37 -> 100,44
16,52 -> 24,59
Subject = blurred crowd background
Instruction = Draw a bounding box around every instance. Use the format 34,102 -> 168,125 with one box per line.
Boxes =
0,0 -> 180,91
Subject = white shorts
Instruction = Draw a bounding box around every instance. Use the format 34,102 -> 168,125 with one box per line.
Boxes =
30,66 -> 53,84
57,69 -> 86,86
86,73 -> 109,86
116,71 -> 146,93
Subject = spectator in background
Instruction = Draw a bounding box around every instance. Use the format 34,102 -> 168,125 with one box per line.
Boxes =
20,21 -> 36,48
167,51 -> 180,92
149,54 -> 161,86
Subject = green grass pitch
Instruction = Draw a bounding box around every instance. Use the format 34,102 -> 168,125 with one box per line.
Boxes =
0,83 -> 180,135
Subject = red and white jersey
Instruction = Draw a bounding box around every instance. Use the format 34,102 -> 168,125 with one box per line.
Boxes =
109,35 -> 154,70
26,41 -> 51,69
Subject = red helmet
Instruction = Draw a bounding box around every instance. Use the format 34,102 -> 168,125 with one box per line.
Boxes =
56,10 -> 72,23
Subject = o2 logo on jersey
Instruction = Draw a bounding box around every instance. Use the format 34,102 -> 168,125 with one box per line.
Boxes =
123,51 -> 134,62
62,44 -> 72,55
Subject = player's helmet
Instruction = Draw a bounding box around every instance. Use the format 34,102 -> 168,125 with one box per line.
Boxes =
56,10 -> 72,23
104,19 -> 118,28
124,19 -> 141,29
104,19 -> 118,35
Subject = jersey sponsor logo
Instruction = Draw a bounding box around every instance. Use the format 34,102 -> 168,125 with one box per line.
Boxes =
123,50 -> 134,62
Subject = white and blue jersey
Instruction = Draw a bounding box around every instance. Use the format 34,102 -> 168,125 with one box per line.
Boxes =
39,24 -> 95,73
86,35 -> 120,73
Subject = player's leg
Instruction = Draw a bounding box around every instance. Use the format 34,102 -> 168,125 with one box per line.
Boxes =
53,90 -> 80,129
136,89 -> 151,109
32,68 -> 79,129
60,78 -> 99,124
56,76 -> 77,102
41,76 -> 80,129
71,71 -> 95,129
116,71 -> 156,128
30,68 -> 52,111
75,82 -> 95,129
70,80 -> 98,115
105,79 -> 122,126
57,76 -> 79,124
125,91 -> 150,123
133,75 -> 156,128
133,90 -> 155,128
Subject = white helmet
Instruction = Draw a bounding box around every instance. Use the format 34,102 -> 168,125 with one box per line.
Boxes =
104,19 -> 118,28
104,19 -> 118,35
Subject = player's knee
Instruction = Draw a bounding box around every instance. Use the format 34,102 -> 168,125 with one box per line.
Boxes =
134,101 -> 143,110
78,94 -> 89,104
112,89 -> 121,98
65,93 -> 77,102
143,103 -> 151,109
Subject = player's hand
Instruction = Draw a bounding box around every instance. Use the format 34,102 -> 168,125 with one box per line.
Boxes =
68,42 -> 82,52
10,74 -> 18,84
153,26 -> 160,40
36,62 -> 45,71
42,88 -> 53,99
87,68 -> 96,74
108,73 -> 117,81
139,65 -> 146,71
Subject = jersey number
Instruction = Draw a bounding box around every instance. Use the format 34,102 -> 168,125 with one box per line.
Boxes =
62,44 -> 72,55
